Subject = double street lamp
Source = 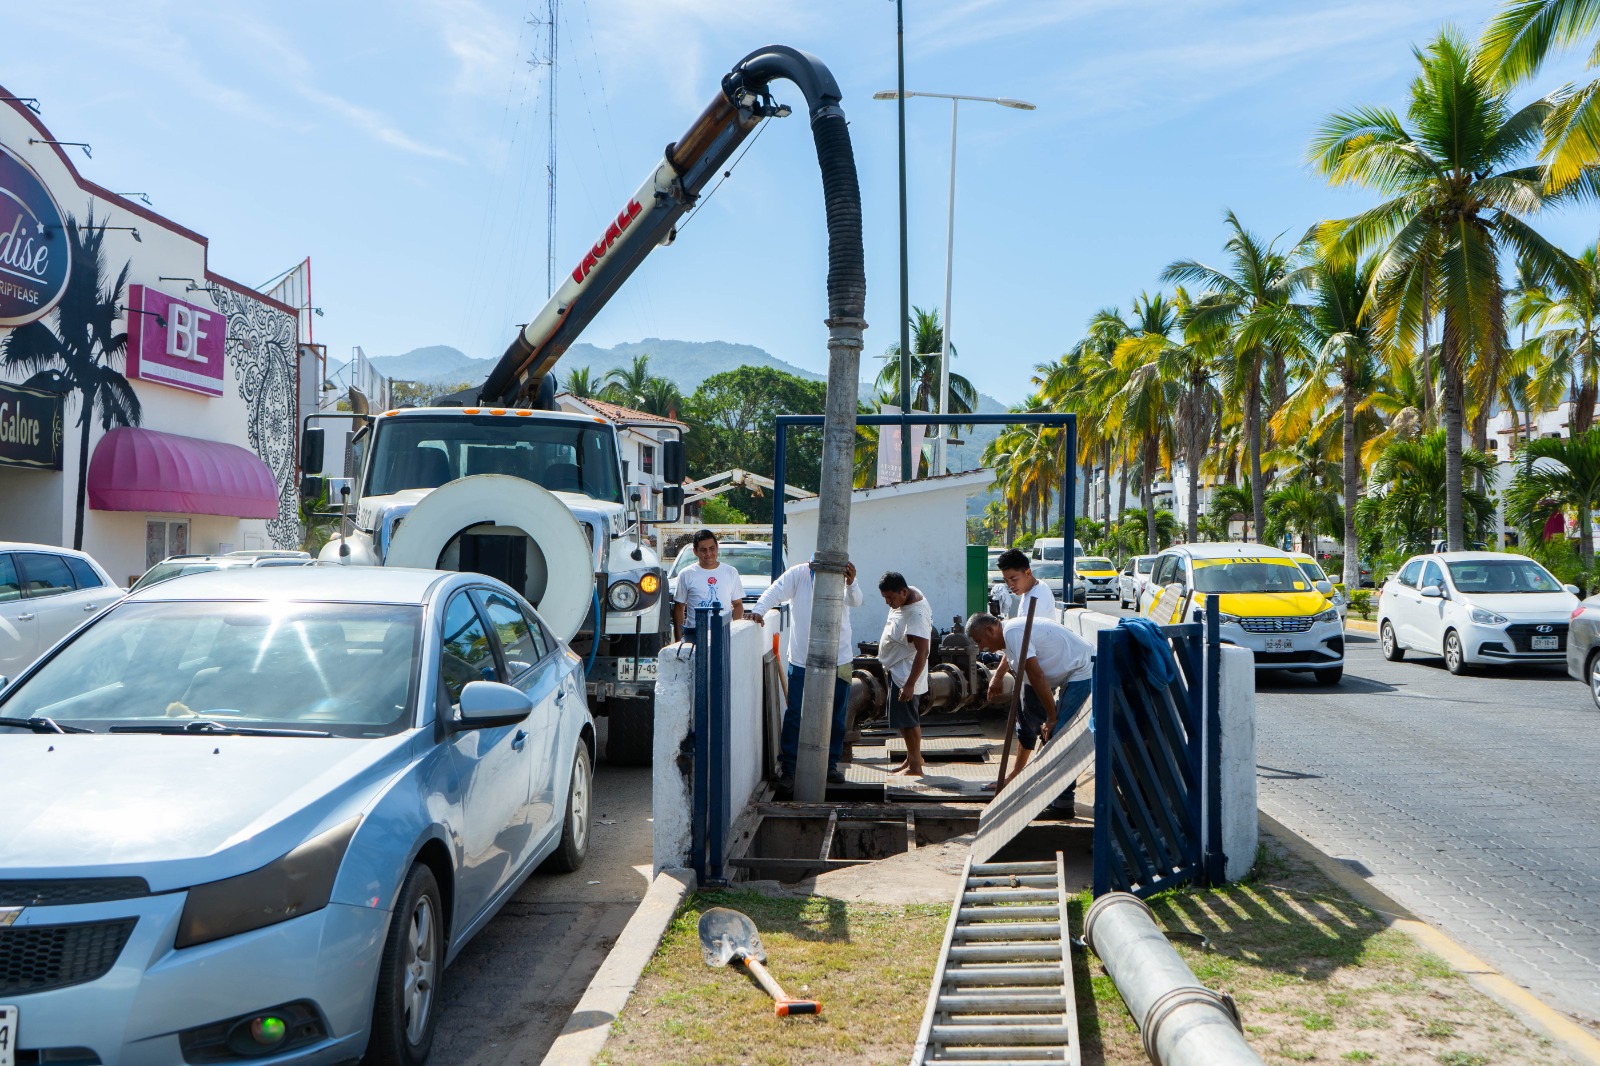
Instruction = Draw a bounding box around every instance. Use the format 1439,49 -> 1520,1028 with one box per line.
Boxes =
874,90 -> 1035,476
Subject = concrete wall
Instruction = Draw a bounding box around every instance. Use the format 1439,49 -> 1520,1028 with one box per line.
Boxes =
652,619 -> 765,874
1059,608 -> 1258,883
784,471 -> 990,657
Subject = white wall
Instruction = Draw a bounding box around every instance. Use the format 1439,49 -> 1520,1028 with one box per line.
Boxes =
652,619 -> 764,874
783,472 -> 989,656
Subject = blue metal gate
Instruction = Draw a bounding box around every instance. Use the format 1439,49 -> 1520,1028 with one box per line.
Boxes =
1091,611 -> 1224,897
690,603 -> 732,885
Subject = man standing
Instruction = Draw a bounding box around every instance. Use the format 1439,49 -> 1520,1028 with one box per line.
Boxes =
672,529 -> 745,642
877,572 -> 932,777
751,556 -> 862,788
996,548 -> 1058,622
966,611 -> 1093,801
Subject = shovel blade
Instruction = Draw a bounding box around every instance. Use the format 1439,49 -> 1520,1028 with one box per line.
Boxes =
698,907 -> 766,968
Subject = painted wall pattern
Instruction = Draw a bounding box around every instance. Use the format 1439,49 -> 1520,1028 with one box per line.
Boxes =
208,285 -> 298,548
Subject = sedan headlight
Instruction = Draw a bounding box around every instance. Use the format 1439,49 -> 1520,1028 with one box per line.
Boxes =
1469,607 -> 1508,626
1313,608 -> 1340,624
1206,611 -> 1241,626
1330,590 -> 1347,607
175,817 -> 359,948
607,580 -> 641,611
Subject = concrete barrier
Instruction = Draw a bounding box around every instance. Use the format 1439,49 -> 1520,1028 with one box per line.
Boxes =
652,619 -> 766,874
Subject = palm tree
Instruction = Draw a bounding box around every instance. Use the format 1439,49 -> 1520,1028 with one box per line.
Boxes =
1264,482 -> 1342,554
563,366 -> 601,399
1364,430 -> 1497,553
875,306 -> 980,421
634,377 -> 684,420
1163,211 -> 1308,542
1207,483 -> 1255,540
1517,243 -> 1600,435
1479,0 -> 1600,188
0,212 -> 141,549
1505,428 -> 1600,572
1109,293 -> 1182,551
603,353 -> 655,407
1311,27 -> 1570,552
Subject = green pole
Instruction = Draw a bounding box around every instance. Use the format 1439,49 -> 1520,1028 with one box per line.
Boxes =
896,0 -> 912,481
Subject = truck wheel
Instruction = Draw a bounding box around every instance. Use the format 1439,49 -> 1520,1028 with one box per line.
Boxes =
604,698 -> 654,766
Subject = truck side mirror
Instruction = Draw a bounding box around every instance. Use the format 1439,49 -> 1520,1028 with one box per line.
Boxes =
660,485 -> 685,518
662,439 -> 686,485
301,427 -> 325,474
300,475 -> 326,503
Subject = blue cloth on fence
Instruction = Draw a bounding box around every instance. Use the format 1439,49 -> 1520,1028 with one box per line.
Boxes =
1116,615 -> 1180,689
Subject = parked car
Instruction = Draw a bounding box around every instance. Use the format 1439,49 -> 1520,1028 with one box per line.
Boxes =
667,539 -> 774,604
1567,593 -> 1600,709
1029,538 -> 1087,563
1290,551 -> 1347,622
0,566 -> 593,1064
1141,543 -> 1344,684
1380,552 -> 1579,674
131,550 -> 313,592
0,542 -> 123,678
1074,556 -> 1119,600
1118,554 -> 1158,610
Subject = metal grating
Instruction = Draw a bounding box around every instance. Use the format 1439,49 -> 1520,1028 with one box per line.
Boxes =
1238,616 -> 1313,634
0,878 -> 150,907
0,919 -> 136,995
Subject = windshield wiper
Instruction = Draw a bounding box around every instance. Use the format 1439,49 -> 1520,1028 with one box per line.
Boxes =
0,716 -> 95,734
108,720 -> 334,738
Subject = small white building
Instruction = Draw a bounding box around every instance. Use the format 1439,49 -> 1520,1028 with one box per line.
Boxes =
554,394 -> 686,520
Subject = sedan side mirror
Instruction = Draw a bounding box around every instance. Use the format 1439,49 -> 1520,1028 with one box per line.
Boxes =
1315,579 -> 1333,595
1420,586 -> 1443,599
456,680 -> 534,728
1565,584 -> 1581,596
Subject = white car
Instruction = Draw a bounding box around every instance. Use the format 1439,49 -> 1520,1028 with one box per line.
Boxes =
1118,554 -> 1158,610
0,542 -> 123,679
1378,551 -> 1579,674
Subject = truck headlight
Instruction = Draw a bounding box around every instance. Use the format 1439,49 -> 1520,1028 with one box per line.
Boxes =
1313,608 -> 1340,624
176,818 -> 359,948
640,573 -> 660,595
608,581 -> 641,611
1469,607 -> 1508,625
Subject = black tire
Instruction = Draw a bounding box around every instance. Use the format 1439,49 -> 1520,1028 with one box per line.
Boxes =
1380,621 -> 1405,662
1588,651 -> 1600,712
364,863 -> 443,1066
1444,629 -> 1469,675
1314,665 -> 1343,686
604,697 -> 654,765
541,743 -> 593,873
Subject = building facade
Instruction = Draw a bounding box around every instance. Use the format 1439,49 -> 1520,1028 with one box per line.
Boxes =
1,90 -> 300,586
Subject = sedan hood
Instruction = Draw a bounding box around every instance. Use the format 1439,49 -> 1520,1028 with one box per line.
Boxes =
1461,591 -> 1579,618
0,734 -> 414,890
1202,591 -> 1331,617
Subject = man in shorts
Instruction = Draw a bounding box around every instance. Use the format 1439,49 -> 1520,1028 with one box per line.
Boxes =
877,572 -> 932,776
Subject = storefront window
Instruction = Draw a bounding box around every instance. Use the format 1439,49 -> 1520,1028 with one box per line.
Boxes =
146,519 -> 190,570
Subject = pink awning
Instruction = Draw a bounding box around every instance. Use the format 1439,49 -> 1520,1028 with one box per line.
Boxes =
87,427 -> 279,519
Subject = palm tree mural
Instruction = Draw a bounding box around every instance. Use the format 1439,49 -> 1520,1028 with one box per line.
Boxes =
0,211 -> 141,549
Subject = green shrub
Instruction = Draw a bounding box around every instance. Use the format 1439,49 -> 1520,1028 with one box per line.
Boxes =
1349,589 -> 1373,621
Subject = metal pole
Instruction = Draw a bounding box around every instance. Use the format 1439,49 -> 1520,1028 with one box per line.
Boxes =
771,423 -> 787,580
1063,416 -> 1077,606
934,98 -> 958,477
896,0 -> 913,482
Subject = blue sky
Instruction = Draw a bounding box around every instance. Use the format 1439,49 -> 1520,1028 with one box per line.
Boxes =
5,0 -> 1598,405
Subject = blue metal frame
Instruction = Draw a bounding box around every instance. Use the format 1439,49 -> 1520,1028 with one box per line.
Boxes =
768,411 -> 1077,598
690,603 -> 732,884
1091,616 -> 1224,898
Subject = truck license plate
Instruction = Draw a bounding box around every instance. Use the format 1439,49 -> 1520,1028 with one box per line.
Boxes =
1,1004 -> 16,1066
1263,637 -> 1294,652
1532,635 -> 1559,651
617,659 -> 657,681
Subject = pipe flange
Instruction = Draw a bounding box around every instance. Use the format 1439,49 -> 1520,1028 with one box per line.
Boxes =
1082,891 -> 1155,957
1141,984 -> 1244,1061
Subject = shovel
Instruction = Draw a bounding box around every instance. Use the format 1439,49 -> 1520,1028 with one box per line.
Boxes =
698,907 -> 820,1017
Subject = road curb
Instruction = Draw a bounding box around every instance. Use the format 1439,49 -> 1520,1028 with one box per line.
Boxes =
539,866 -> 696,1066
1260,811 -> 1600,1066
1345,618 -> 1378,635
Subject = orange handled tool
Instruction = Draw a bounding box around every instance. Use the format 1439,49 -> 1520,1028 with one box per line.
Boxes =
699,907 -> 821,1017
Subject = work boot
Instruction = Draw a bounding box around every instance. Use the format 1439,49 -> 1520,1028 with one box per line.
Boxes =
826,769 -> 847,785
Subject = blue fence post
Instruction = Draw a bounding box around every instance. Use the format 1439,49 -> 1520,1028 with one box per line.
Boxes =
1091,627 -> 1116,897
1204,603 -> 1225,884
690,607 -> 711,882
708,601 -> 731,884
771,421 -> 788,580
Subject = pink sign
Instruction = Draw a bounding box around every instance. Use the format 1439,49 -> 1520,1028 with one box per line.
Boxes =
126,284 -> 226,396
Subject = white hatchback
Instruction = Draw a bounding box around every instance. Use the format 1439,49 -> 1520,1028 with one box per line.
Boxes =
0,543 -> 122,680
1118,555 -> 1158,610
1378,552 -> 1579,674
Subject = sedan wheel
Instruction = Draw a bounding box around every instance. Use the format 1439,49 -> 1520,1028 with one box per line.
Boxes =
1589,653 -> 1600,712
365,863 -> 442,1065
1380,621 -> 1404,662
1444,629 -> 1469,676
541,743 -> 593,874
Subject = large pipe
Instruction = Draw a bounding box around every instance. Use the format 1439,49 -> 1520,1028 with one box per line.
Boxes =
1084,892 -> 1264,1066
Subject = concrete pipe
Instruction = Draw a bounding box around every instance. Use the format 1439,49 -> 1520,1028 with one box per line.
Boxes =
1084,892 -> 1263,1066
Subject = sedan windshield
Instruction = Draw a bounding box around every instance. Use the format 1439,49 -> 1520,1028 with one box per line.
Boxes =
1031,562 -> 1065,580
1077,558 -> 1115,571
0,601 -> 422,737
1192,559 -> 1309,594
1446,559 -> 1563,594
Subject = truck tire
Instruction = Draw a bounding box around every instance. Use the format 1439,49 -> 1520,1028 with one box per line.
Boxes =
604,697 -> 654,766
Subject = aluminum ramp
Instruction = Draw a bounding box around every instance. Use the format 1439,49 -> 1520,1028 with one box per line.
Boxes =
910,854 -> 1080,1065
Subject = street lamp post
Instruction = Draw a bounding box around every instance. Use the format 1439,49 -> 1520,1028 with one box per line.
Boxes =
873,90 -> 1035,476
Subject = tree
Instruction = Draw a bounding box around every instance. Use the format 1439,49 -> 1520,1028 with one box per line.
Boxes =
1480,0 -> 1600,187
1504,428 -> 1600,573
602,354 -> 656,407
563,366 -> 602,399
1364,430 -> 1497,553
681,366 -> 829,522
1264,482 -> 1342,554
1207,483 -> 1255,540
1311,27 -> 1570,551
0,211 -> 142,549
875,305 -> 979,422
1518,243 -> 1600,434
1109,293 -> 1183,552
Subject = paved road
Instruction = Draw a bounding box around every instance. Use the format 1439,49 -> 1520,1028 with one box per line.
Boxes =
1103,600 -> 1600,1029
429,762 -> 654,1063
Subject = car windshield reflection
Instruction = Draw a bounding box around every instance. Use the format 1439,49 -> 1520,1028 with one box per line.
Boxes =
1446,559 -> 1563,594
0,601 -> 421,737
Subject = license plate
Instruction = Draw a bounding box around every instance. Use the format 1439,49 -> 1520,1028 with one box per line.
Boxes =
617,659 -> 657,681
1532,635 -> 1559,651
1263,638 -> 1295,652
1,1004 -> 15,1066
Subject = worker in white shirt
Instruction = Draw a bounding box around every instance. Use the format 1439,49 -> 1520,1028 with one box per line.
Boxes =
967,611 -> 1093,804
877,571 -> 932,777
750,556 -> 862,788
996,548 -> 1058,622
672,529 -> 745,641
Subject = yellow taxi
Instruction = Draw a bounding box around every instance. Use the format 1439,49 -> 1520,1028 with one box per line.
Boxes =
1074,555 -> 1120,600
1141,543 -> 1345,684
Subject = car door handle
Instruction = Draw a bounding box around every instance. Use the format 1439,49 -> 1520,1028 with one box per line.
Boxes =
83,604 -> 98,612
16,613 -> 35,622
555,688 -> 566,703
512,729 -> 528,751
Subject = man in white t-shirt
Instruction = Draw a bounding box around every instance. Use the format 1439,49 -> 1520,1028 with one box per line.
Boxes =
672,529 -> 745,641
877,571 -> 932,777
968,611 -> 1093,797
996,548 -> 1058,623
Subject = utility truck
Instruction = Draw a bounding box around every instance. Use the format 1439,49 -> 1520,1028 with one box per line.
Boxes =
298,44 -> 861,766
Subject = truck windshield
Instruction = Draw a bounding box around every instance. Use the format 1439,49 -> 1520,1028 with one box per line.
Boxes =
364,414 -> 623,503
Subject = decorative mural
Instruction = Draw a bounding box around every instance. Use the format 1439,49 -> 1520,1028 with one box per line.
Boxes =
206,284 -> 299,548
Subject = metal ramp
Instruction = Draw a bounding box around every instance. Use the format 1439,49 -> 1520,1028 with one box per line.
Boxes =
910,854 -> 1080,1066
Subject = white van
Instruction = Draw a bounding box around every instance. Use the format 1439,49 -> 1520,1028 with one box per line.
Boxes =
1031,538 -> 1087,563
